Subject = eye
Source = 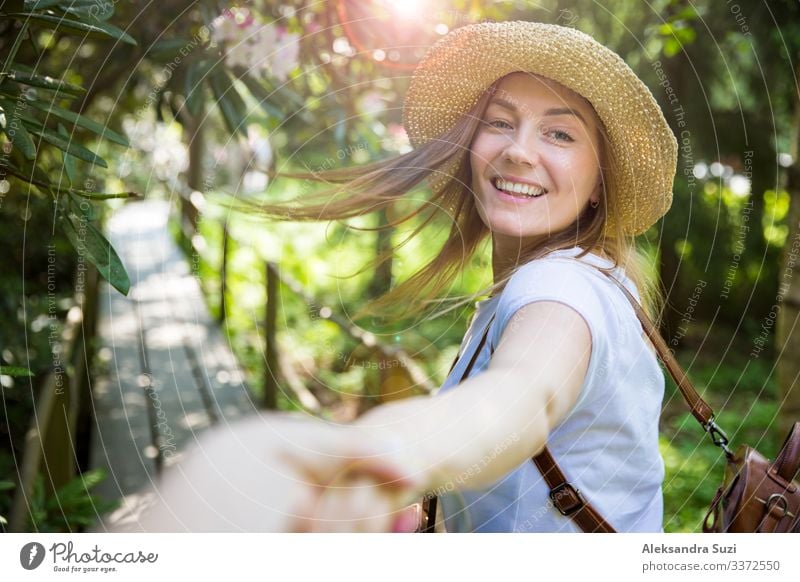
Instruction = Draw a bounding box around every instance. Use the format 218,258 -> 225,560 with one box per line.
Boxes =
486,119 -> 513,130
547,129 -> 575,142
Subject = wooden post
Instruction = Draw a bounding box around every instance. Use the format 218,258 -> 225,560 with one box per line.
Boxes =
8,305 -> 83,531
264,261 -> 280,409
776,58 -> 800,435
182,105 -> 204,238
219,222 -> 230,324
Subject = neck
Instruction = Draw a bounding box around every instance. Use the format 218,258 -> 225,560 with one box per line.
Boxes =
491,232 -> 549,286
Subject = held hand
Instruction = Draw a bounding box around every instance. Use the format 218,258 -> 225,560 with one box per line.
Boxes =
133,412 -> 426,532
278,418 -> 426,532
283,449 -> 424,533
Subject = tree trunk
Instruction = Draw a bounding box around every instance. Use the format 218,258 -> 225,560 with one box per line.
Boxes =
367,208 -> 393,299
775,58 -> 800,436
182,106 -> 205,234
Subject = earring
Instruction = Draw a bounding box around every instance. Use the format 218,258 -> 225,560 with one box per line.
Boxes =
590,199 -> 600,209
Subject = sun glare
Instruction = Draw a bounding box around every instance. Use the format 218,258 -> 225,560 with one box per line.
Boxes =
384,0 -> 424,18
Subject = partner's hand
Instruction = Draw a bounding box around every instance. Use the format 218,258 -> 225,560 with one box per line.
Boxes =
133,412 -> 425,532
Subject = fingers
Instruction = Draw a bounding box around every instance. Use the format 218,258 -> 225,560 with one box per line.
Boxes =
287,476 -> 421,533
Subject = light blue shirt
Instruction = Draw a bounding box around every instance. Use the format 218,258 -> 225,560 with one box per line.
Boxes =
436,247 -> 665,532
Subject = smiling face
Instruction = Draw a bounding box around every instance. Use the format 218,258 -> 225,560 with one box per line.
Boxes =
469,72 -> 604,250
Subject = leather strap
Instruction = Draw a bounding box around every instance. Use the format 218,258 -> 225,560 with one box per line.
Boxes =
597,270 -> 716,428
426,262 -> 722,533
424,315 -> 495,533
427,310 -> 612,533
774,422 -> 800,483
533,449 -> 616,532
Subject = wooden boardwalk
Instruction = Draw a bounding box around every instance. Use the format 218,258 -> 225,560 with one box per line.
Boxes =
89,200 -> 255,531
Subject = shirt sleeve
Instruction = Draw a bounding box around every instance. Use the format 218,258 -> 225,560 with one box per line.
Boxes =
489,258 -> 616,410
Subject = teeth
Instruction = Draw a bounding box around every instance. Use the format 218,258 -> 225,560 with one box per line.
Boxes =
494,178 -> 546,197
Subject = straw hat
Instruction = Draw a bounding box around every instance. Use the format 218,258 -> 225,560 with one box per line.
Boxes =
402,21 -> 678,236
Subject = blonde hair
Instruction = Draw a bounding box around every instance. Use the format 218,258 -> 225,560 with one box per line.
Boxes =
246,76 -> 664,326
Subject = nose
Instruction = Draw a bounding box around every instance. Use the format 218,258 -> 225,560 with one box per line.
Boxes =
501,135 -> 539,167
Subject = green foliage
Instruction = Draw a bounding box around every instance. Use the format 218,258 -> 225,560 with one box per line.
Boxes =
661,332 -> 780,532
0,0 -> 136,295
0,480 -> 15,528
25,469 -> 119,532
0,366 -> 34,377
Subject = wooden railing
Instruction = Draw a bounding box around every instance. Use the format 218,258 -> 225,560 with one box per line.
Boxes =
8,266 -> 99,532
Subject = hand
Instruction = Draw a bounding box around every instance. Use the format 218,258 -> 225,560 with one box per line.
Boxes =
284,449 -> 425,533
132,412 -> 426,532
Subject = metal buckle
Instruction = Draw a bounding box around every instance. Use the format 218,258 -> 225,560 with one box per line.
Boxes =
550,483 -> 586,517
766,493 -> 790,518
704,417 -> 734,459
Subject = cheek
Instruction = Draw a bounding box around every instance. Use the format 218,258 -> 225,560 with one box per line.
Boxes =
558,153 -> 600,188
469,134 -> 499,171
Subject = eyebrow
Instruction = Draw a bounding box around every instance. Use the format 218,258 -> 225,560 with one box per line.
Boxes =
488,97 -> 587,125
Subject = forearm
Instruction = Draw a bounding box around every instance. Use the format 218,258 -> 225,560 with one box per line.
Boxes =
350,368 -> 552,493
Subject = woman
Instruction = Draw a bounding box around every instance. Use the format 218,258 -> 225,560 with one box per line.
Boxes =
136,20 -> 677,533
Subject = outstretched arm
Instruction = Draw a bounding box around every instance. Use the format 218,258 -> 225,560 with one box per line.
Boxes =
129,300 -> 593,532
352,299 -> 593,492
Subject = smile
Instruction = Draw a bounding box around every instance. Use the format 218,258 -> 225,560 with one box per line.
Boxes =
491,177 -> 548,200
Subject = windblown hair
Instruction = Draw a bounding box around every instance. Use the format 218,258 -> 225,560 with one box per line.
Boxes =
243,76 -> 664,326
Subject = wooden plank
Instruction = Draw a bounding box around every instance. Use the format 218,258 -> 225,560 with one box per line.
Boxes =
90,200 -> 255,530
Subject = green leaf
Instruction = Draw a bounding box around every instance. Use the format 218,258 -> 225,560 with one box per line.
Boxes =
148,38 -> 194,59
0,98 -> 37,160
3,150 -> 54,188
58,124 -> 77,185
209,71 -> 248,137
48,469 -> 107,509
61,212 -> 130,295
23,1 -> 61,9
26,122 -> 108,168
0,365 -> 34,377
184,60 -> 211,117
27,99 -> 129,146
1,70 -> 86,97
67,192 -> 96,222
3,12 -> 137,45
664,37 -> 683,58
3,154 -> 65,193
239,75 -> 286,121
57,0 -> 115,21
0,481 -> 17,491
71,190 -> 140,200
73,15 -> 137,46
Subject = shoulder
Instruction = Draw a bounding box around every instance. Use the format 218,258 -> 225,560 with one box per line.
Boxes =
490,255 -> 622,352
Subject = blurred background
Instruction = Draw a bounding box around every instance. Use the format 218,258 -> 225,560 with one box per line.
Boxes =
2,0 -> 800,533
